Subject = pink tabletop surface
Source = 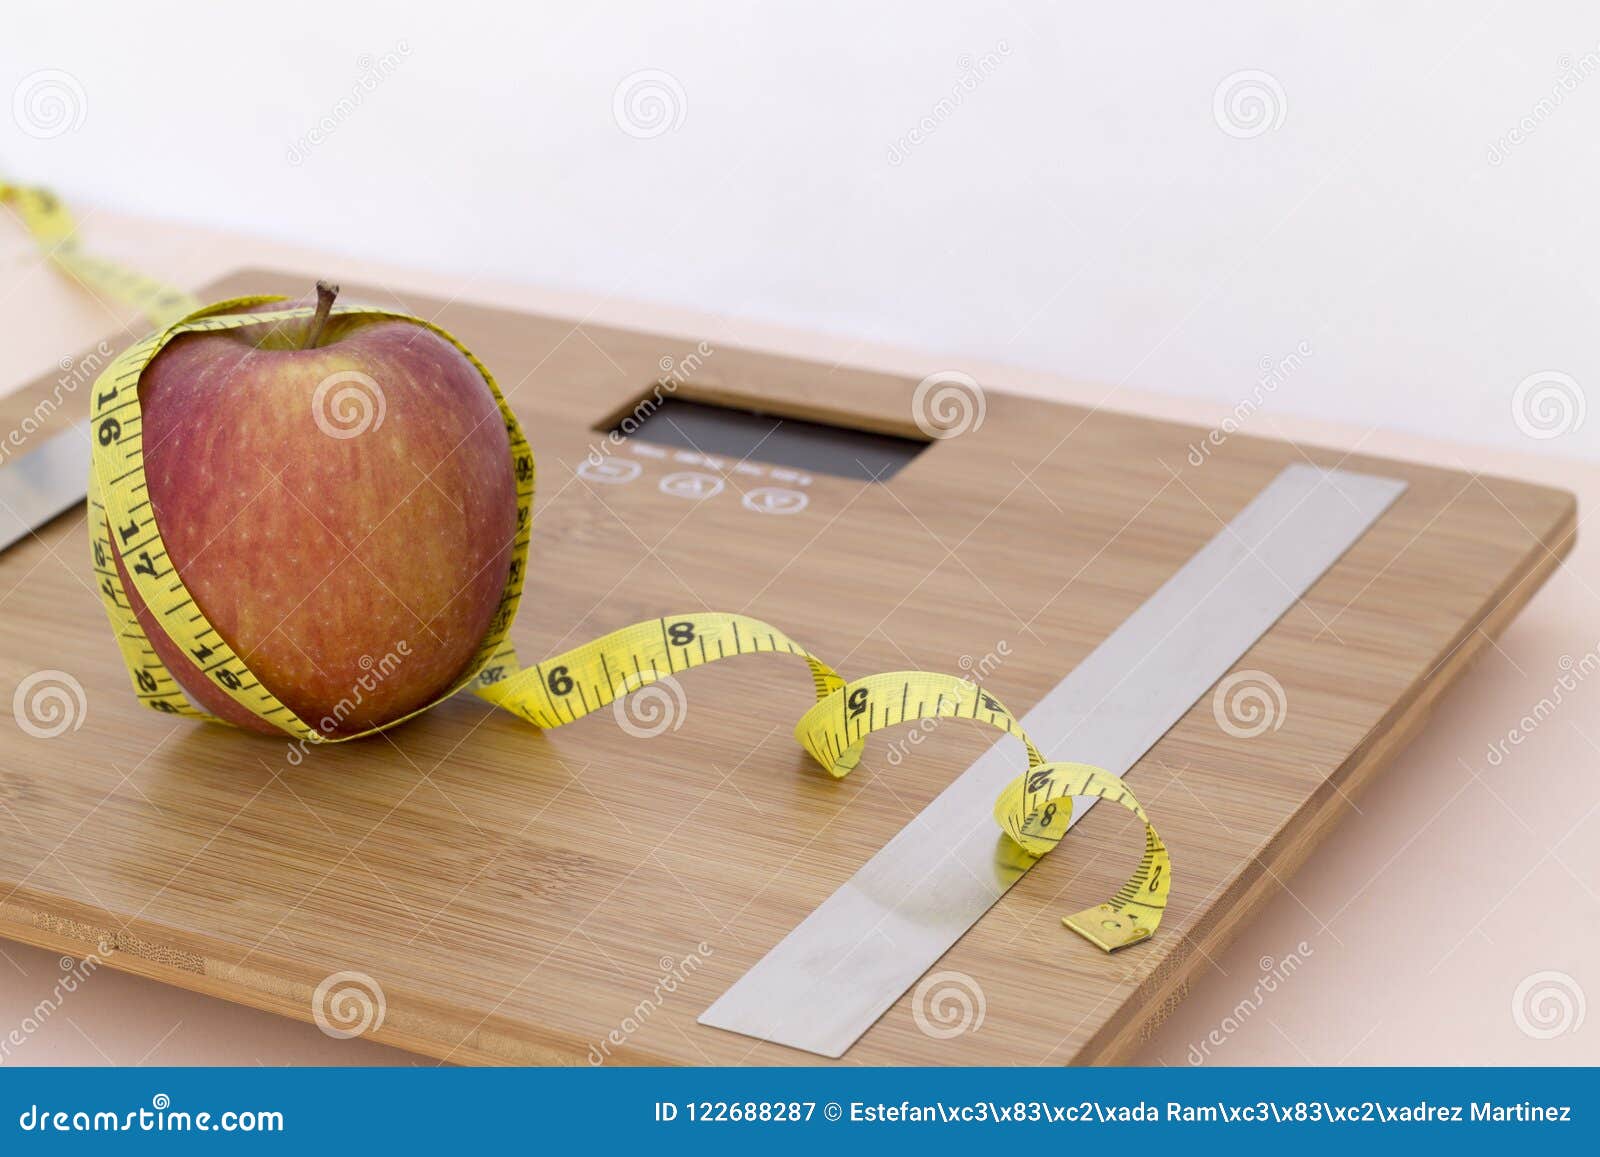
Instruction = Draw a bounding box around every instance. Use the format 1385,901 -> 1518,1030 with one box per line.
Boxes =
1,208 -> 1594,1067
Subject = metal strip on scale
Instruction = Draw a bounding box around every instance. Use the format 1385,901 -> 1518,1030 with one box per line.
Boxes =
0,427 -> 92,556
699,463 -> 1407,1058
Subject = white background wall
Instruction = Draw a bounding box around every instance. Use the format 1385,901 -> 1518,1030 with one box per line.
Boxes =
4,2 -> 1599,461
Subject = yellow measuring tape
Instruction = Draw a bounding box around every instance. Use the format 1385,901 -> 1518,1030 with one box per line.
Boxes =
3,181 -> 1169,952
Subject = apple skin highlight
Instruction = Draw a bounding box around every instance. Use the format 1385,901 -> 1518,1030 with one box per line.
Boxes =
113,306 -> 519,736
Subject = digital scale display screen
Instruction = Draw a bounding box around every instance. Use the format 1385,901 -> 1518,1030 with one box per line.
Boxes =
606,397 -> 927,482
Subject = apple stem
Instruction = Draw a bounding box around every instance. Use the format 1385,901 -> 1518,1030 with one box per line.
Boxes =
303,280 -> 340,349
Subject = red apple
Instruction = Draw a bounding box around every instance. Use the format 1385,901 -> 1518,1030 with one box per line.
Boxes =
112,284 -> 518,736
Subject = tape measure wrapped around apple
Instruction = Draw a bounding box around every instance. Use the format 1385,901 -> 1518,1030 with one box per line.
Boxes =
5,182 -> 1170,952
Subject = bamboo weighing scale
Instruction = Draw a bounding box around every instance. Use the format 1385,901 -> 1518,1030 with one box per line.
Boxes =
0,269 -> 1575,1065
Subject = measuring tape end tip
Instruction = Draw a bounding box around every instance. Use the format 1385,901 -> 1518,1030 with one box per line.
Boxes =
1063,905 -> 1152,953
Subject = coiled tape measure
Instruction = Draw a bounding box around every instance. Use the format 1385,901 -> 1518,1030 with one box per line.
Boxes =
2,182 -> 1169,953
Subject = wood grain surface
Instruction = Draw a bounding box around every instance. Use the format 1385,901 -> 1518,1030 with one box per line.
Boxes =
0,270 -> 1576,1065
